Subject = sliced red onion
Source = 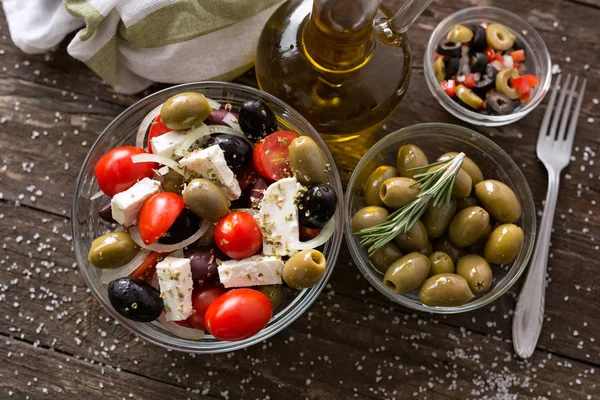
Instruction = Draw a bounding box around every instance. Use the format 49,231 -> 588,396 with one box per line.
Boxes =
90,190 -> 104,200
129,220 -> 210,253
173,125 -> 211,157
289,216 -> 335,251
207,125 -> 253,147
158,313 -> 205,340
100,249 -> 150,284
205,97 -> 221,110
130,153 -> 184,176
136,103 -> 164,149
503,55 -> 514,69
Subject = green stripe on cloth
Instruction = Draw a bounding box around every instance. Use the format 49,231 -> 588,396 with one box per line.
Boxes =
118,0 -> 282,48
64,0 -> 105,41
84,35 -> 118,85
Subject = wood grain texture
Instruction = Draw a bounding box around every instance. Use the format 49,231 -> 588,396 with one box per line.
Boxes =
0,0 -> 599,399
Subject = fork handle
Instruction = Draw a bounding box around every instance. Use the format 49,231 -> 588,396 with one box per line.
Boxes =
512,168 -> 560,358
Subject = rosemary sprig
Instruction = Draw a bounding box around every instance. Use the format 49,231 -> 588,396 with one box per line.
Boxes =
356,153 -> 465,256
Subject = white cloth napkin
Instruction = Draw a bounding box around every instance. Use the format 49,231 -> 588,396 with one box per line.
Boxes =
3,0 -> 282,93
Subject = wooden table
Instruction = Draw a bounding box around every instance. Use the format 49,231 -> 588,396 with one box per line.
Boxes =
1,0 -> 599,399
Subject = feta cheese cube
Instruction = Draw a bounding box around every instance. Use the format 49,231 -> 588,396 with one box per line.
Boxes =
111,178 -> 161,226
179,145 -> 241,200
156,257 -> 193,321
259,177 -> 302,257
218,255 -> 283,288
150,130 -> 186,159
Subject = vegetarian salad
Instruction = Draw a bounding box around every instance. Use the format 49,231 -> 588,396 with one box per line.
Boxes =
88,92 -> 337,341
352,144 -> 524,307
433,22 -> 541,114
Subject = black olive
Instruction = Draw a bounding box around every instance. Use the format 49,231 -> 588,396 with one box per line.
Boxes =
159,208 -> 200,245
436,41 -> 461,57
444,57 -> 460,77
470,52 -> 487,74
206,109 -> 238,127
248,178 -> 269,209
98,197 -> 116,223
205,133 -> 252,169
298,184 -> 337,229
474,64 -> 498,97
184,246 -> 219,285
238,100 -> 277,142
470,25 -> 487,51
487,92 -> 516,115
108,277 -> 164,322
512,37 -> 526,51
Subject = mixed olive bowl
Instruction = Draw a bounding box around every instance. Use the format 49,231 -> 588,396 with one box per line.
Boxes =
73,82 -> 344,353
344,123 -> 536,313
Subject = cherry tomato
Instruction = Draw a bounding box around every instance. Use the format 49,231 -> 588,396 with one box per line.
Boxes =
214,212 -> 262,259
253,131 -> 299,181
147,115 -> 171,153
138,192 -> 185,245
233,162 -> 260,191
183,283 -> 227,331
441,80 -> 456,97
299,225 -> 320,241
94,146 -> 156,197
205,289 -> 273,341
129,251 -> 167,283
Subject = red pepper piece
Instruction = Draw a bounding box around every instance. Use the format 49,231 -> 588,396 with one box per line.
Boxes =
441,79 -> 456,97
511,49 -> 526,63
463,74 -> 477,89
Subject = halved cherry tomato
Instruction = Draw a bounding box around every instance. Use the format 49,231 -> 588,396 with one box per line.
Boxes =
234,162 -> 260,191
511,74 -> 541,96
139,192 -> 185,245
94,146 -> 156,197
147,115 -> 171,154
484,47 -> 496,63
463,74 -> 477,89
205,289 -> 273,341
511,49 -> 525,63
300,225 -> 320,241
441,80 -> 456,97
183,283 -> 227,331
253,131 -> 299,181
214,212 -> 262,259
129,251 -> 167,282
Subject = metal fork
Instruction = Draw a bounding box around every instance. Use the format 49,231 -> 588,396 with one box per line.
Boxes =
512,74 -> 587,358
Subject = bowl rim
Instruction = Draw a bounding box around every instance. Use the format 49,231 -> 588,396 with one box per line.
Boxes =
72,81 -> 344,353
344,122 -> 536,313
424,6 -> 552,126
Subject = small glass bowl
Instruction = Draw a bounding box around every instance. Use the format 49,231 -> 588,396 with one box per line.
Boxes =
72,82 -> 344,353
424,7 -> 552,126
344,123 -> 536,313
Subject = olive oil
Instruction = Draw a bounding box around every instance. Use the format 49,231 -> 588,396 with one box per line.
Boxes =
256,0 -> 412,180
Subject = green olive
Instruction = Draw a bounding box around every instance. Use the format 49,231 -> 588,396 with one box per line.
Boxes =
162,168 -> 185,193
456,196 -> 479,211
427,165 -> 471,198
475,180 -> 521,223
197,222 -> 216,246
429,251 -> 455,276
486,23 -> 515,51
395,220 -> 429,253
383,253 -> 430,295
437,152 -> 484,185
397,144 -> 429,179
496,68 -> 520,100
364,166 -> 397,207
288,136 -> 329,185
160,92 -> 212,130
256,285 -> 284,310
449,206 -> 490,248
434,57 -> 445,82
88,232 -> 140,269
183,179 -> 230,221
466,222 -> 493,254
434,236 -> 465,263
422,199 -> 457,239
351,206 -> 389,233
484,224 -> 524,264
419,273 -> 474,307
419,241 -> 433,257
283,249 -> 326,289
369,242 -> 403,274
456,85 -> 483,109
380,177 -> 420,209
456,255 -> 493,294
447,24 -> 474,43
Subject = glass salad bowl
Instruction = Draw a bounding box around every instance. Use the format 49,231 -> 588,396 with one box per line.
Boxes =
72,82 -> 344,353
344,123 -> 536,313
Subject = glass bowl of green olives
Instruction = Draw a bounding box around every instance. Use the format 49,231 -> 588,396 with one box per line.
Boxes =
344,123 -> 536,313
73,82 -> 344,353
424,7 -> 551,126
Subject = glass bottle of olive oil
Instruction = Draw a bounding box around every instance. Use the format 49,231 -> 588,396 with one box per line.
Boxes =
256,0 -> 430,180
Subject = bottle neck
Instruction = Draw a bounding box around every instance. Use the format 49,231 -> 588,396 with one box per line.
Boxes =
302,0 -> 379,72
